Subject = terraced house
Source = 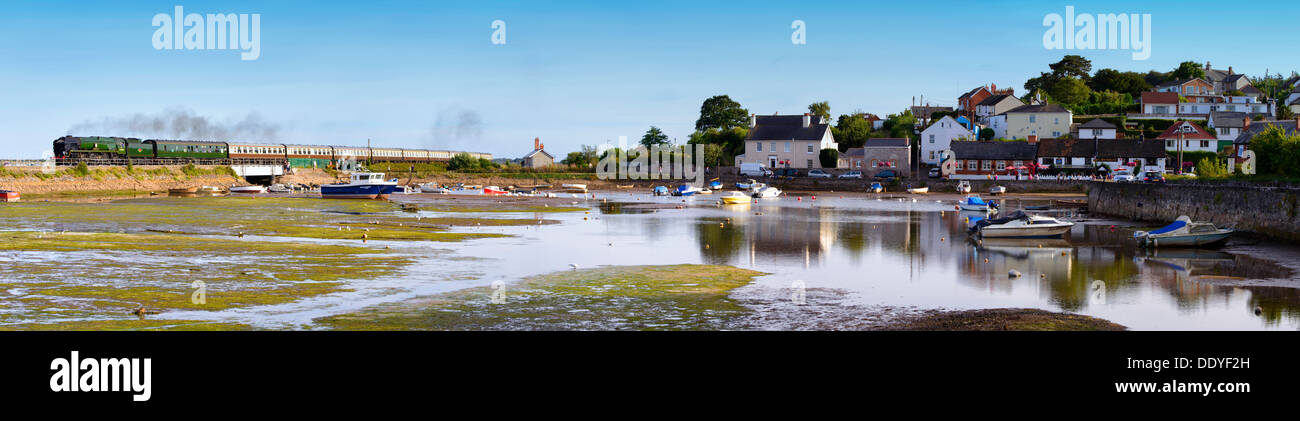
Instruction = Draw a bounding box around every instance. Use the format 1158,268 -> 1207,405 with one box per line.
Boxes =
737,113 -> 838,169
1003,103 -> 1072,140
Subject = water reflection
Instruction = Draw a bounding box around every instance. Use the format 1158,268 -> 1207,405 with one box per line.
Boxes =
655,198 -> 1300,330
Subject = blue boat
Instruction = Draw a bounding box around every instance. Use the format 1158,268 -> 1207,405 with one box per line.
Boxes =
672,184 -> 700,196
869,182 -> 883,193
708,180 -> 722,190
652,186 -> 670,196
321,172 -> 398,199
958,194 -> 998,212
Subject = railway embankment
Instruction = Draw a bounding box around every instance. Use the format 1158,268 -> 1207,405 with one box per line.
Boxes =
0,164 -> 242,197
1087,181 -> 1300,242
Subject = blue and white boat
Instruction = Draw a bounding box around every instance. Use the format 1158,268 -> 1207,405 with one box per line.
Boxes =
672,184 -> 702,196
708,180 -> 723,190
958,194 -> 998,212
869,182 -> 883,193
1134,216 -> 1233,248
652,186 -> 671,196
321,172 -> 398,200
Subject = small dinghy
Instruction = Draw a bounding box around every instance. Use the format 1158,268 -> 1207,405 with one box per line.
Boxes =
969,210 -> 1074,238
1134,216 -> 1233,248
958,194 -> 998,212
907,186 -> 929,194
869,182 -> 884,193
652,186 -> 671,196
672,184 -> 702,196
419,183 -> 449,194
0,190 -> 19,203
267,184 -> 292,193
956,180 -> 972,194
735,179 -> 761,190
989,185 -> 1007,196
720,191 -> 751,205
708,180 -> 723,190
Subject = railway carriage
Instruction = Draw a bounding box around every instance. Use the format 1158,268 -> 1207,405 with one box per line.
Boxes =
370,147 -> 406,163
403,149 -> 431,162
149,140 -> 228,160
227,142 -> 287,163
285,144 -> 335,168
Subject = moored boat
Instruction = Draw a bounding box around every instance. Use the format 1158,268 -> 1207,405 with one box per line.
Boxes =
958,194 -> 998,212
321,172 -> 398,199
720,191 -> 751,205
267,184 -> 292,193
969,210 -> 1074,238
672,184 -> 702,196
907,187 -> 929,194
168,187 -> 198,194
483,186 -> 509,195
1134,216 -> 1233,248
869,182 -> 884,193
652,186 -> 671,196
989,185 -> 1007,195
0,190 -> 19,203
751,186 -> 781,198
1051,199 -> 1087,209
956,180 -> 971,194
229,185 -> 267,194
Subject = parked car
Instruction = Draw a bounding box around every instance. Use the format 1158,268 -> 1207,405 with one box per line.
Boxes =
927,168 -> 941,178
772,168 -> 798,177
1112,171 -> 1135,182
807,169 -> 832,178
873,169 -> 900,181
1141,171 -> 1165,183
739,163 -> 771,177
838,171 -> 863,179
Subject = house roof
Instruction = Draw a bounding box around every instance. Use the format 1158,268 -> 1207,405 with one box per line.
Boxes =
1141,91 -> 1181,104
1037,138 -> 1094,158
1210,111 -> 1248,128
745,115 -> 830,141
1238,85 -> 1263,95
911,105 -> 954,118
1079,118 -> 1117,129
523,148 -> 553,159
1096,140 -> 1166,159
977,94 -> 1020,107
949,141 -> 1037,161
843,148 -> 865,157
863,138 -> 909,148
1289,96 -> 1300,106
1004,103 -> 1069,114
1234,120 -> 1300,144
1223,74 -> 1248,84
1156,121 -> 1217,140
958,86 -> 988,100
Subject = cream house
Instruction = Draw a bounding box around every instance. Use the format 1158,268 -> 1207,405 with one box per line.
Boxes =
1004,103 -> 1073,140
739,113 -> 838,169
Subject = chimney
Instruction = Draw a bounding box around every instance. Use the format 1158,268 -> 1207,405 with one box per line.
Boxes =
1027,135 -> 1039,144
1228,66 -> 1234,74
534,137 -> 540,150
1205,61 -> 1211,70
1243,117 -> 1251,131
802,113 -> 811,128
750,114 -> 756,128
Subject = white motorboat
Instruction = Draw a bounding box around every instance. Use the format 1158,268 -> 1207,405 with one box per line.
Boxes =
969,210 -> 1074,238
419,183 -> 450,194
751,186 -> 782,198
989,185 -> 1007,195
956,180 -> 972,194
229,185 -> 267,194
1134,216 -> 1233,248
321,172 -> 398,199
720,191 -> 751,205
907,187 -> 929,194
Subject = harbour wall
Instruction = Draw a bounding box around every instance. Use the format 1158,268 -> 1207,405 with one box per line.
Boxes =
1087,181 -> 1300,242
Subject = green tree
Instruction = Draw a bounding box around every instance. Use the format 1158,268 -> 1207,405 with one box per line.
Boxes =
1277,105 -> 1296,121
979,127 -> 995,140
819,148 -> 839,168
448,152 -> 479,171
562,151 -> 590,167
1194,157 -> 1228,178
1144,70 -> 1172,87
694,95 -> 749,131
1048,77 -> 1092,104
1089,68 -> 1152,97
1049,54 -> 1093,80
1248,125 -> 1300,177
640,126 -> 670,148
808,101 -> 831,122
832,114 -> 873,151
1171,61 -> 1206,80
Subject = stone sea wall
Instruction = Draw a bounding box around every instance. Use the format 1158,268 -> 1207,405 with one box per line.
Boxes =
1087,181 -> 1300,242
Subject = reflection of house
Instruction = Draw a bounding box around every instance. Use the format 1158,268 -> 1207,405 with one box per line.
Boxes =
740,113 -> 838,169
841,138 -> 909,170
920,116 -> 973,165
522,137 -> 554,168
948,140 -> 1038,179
1157,120 -> 1221,153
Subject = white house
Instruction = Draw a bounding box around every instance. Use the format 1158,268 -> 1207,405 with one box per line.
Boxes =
919,116 -> 973,165
1207,112 -> 1249,142
739,113 -> 838,169
975,94 -> 1023,125
1157,120 -> 1221,153
985,114 -> 1008,139
1077,118 -> 1117,140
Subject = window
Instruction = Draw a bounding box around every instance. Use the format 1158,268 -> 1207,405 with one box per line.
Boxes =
1012,160 -> 1022,168
929,135 -> 935,143
1092,129 -> 1103,137
955,161 -> 964,170
981,161 -> 992,170
807,144 -> 814,153
996,161 -> 1006,171
784,142 -> 791,152
1167,140 -> 1174,148
806,159 -> 814,168
756,142 -> 762,152
1052,131 -> 1061,137
929,151 -> 935,160
1200,140 -> 1209,148
1029,115 -> 1036,123
770,143 -> 775,152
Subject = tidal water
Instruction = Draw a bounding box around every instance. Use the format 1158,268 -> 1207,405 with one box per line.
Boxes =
415,192 -> 1300,330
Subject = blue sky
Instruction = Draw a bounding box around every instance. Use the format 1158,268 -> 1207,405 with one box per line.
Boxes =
1,0 -> 1296,159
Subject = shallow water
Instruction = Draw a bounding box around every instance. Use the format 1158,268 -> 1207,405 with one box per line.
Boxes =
4,192 -> 1299,330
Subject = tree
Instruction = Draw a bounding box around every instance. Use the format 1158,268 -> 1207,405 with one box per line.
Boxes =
1249,125 -> 1300,177
819,148 -> 839,169
700,143 -> 723,167
1171,61 -> 1206,81
1048,77 -> 1092,105
1089,68 -> 1152,97
808,101 -> 831,122
832,114 -> 873,151
562,151 -> 591,167
1143,70 -> 1172,87
640,126 -> 670,148
1049,55 -> 1093,81
694,95 -> 749,131
1278,105 -> 1296,121
448,152 -> 479,171
979,127 -> 995,140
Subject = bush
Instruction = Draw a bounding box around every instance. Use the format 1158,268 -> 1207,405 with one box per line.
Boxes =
819,148 -> 839,168
1194,158 -> 1228,178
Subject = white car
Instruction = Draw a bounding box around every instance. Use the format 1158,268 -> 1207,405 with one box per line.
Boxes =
1113,172 -> 1135,182
738,163 -> 771,177
838,171 -> 863,179
807,169 -> 832,178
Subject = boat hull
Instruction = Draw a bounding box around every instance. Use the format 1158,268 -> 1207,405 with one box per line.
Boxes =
0,191 -> 19,202
721,197 -> 750,205
321,183 -> 396,200
979,224 -> 1072,238
1141,232 -> 1232,248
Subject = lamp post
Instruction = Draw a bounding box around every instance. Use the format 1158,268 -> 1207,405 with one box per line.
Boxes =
1177,130 -> 1184,174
